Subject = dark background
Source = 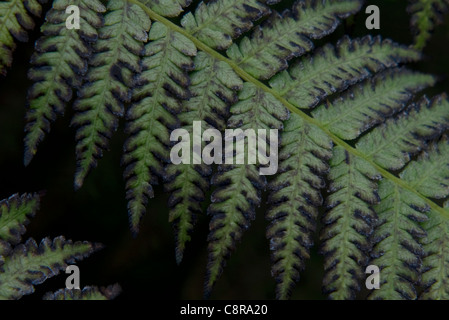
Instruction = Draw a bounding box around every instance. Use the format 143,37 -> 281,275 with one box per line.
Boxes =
0,0 -> 448,300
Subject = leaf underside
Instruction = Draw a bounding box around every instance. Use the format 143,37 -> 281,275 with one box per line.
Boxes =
11,0 -> 449,299
0,0 -> 45,76
0,193 -> 101,300
43,284 -> 122,300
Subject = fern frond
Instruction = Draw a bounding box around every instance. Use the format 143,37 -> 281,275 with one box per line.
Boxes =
0,0 -> 45,76
368,179 -> 428,300
367,136 -> 449,299
139,0 -> 191,17
266,112 -> 332,300
24,0 -> 106,166
122,21 -> 196,234
0,236 -> 100,299
421,202 -> 449,299
356,95 -> 449,171
43,284 -> 121,300
400,136 -> 449,199
205,83 -> 289,297
269,36 -> 422,109
0,193 -> 40,269
226,0 -> 362,80
0,193 -> 39,245
205,164 -> 265,298
12,0 -> 449,300
181,0 -> 272,50
407,0 -> 449,50
164,52 -> 243,264
0,193 -> 110,300
312,69 -> 436,140
321,146 -> 380,300
72,0 -> 151,190
399,136 -> 449,299
348,96 -> 449,300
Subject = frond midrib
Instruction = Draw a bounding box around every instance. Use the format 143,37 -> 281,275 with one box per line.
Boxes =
129,0 -> 449,220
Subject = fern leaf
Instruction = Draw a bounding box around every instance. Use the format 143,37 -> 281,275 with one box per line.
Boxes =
0,193 -> 109,300
407,0 -> 449,50
205,164 -> 265,298
0,193 -> 39,245
122,21 -> 196,234
368,179 -> 428,300
321,146 -> 381,300
0,236 -> 100,299
72,0 -> 151,190
356,95 -> 449,171
266,112 -> 332,299
139,0 -> 191,17
312,69 -> 436,140
226,0 -> 362,80
421,202 -> 449,300
12,0 -> 449,300
205,83 -> 289,297
24,0 -> 106,166
399,137 -> 449,299
43,284 -> 121,300
269,36 -> 422,109
0,0 -> 45,76
181,0 -> 272,50
357,96 -> 449,299
400,136 -> 449,199
164,52 -> 243,264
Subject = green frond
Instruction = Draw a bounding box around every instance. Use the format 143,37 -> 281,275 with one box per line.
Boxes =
139,0 -> 191,17
407,0 -> 449,50
10,0 -> 449,300
227,83 -> 289,131
368,179 -> 428,300
390,136 -> 449,300
24,0 -> 106,166
43,284 -> 121,300
0,193 -> 39,245
356,94 -> 449,171
353,96 -> 449,300
0,236 -> 100,299
177,52 -> 243,131
421,202 -> 449,300
122,21 -> 196,234
205,164 -> 265,298
0,193 -> 108,300
166,161 -> 209,265
226,0 -> 362,80
269,36 -> 422,109
72,0 -> 151,190
398,137 -> 449,299
312,69 -> 436,140
181,0 -> 272,50
164,52 -> 242,263
266,112 -> 332,300
400,136 -> 449,199
321,146 -> 381,300
0,0 -> 44,76
205,83 -> 288,297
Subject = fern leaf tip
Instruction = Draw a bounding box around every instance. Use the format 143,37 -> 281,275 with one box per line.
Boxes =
175,249 -> 184,266
23,149 -> 36,167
